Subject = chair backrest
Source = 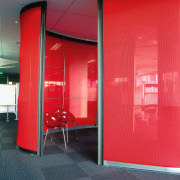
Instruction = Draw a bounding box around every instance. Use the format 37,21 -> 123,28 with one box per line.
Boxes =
54,109 -> 76,123
44,113 -> 63,128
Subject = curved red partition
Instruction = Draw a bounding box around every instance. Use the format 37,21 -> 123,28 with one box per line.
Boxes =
17,1 -> 96,153
17,5 -> 42,152
103,0 -> 180,169
44,33 -> 97,130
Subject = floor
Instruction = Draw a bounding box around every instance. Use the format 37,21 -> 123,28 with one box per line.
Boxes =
0,119 -> 180,180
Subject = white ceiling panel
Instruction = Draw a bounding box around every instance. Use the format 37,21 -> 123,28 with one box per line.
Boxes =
0,58 -> 18,66
90,34 -> 97,41
47,0 -> 74,12
46,9 -> 64,29
53,13 -> 97,40
68,0 -> 97,17
0,64 -> 19,73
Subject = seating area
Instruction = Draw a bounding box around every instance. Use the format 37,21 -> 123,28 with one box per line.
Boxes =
43,109 -> 78,150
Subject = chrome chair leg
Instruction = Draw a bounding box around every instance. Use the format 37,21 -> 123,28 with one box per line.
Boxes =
66,124 -> 68,143
62,128 -> 67,149
43,129 -> 49,148
74,122 -> 78,140
51,130 -> 55,141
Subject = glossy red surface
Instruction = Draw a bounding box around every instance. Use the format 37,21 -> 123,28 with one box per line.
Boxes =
17,7 -> 41,151
44,66 -> 64,99
44,35 -> 97,131
54,109 -> 76,123
44,113 -> 64,129
64,40 -> 97,71
44,99 -> 63,114
63,98 -> 97,127
65,69 -> 97,99
104,0 -> 180,167
45,35 -> 64,68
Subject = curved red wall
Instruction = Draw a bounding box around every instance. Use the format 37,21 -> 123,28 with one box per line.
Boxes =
44,34 -> 97,129
103,0 -> 180,168
17,7 -> 41,151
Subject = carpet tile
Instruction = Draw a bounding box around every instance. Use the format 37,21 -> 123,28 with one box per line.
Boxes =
0,119 -> 180,180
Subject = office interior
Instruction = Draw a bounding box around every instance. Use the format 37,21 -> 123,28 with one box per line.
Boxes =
0,0 -> 180,179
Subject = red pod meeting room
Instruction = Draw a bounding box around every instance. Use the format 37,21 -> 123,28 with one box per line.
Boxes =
17,0 -> 180,174
17,1 -> 98,156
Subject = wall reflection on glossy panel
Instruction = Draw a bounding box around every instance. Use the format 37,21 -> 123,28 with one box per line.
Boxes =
65,69 -> 97,99
44,34 -> 97,130
63,98 -> 97,127
104,0 -> 180,167
64,40 -> 97,71
45,35 -> 64,68
133,27 -> 158,140
44,67 -> 64,99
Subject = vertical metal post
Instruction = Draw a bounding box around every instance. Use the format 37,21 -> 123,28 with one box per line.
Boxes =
6,74 -> 9,84
37,1 -> 47,157
5,106 -> 9,123
14,83 -> 19,120
5,74 -> 10,123
98,0 -> 104,165
62,39 -> 66,109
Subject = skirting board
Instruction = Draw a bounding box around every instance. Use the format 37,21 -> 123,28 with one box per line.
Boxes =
104,160 -> 180,175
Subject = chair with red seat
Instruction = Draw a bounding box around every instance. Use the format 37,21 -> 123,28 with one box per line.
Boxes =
54,109 -> 78,143
43,113 -> 67,149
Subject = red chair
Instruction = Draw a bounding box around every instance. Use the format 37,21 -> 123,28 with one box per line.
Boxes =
43,113 -> 67,149
54,109 -> 78,143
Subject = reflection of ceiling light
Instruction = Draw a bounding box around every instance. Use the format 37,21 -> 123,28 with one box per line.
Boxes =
0,65 -> 17,69
88,59 -> 96,63
0,58 -> 18,66
14,20 -> 18,24
152,40 -> 158,45
50,43 -> 61,50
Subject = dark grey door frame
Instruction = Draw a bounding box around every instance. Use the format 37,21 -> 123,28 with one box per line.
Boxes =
37,0 -> 104,160
37,1 -> 47,157
97,0 -> 104,165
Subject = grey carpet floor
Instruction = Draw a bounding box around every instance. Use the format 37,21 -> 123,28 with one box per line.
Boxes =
0,119 -> 180,180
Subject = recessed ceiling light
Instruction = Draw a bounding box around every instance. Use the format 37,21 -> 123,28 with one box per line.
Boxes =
14,20 -> 18,24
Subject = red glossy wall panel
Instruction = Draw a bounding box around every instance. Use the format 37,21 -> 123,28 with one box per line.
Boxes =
44,35 -> 97,131
64,40 -> 97,71
45,35 -> 64,68
104,0 -> 180,167
44,67 -> 64,99
17,7 -> 41,151
65,69 -> 97,99
63,99 -> 97,127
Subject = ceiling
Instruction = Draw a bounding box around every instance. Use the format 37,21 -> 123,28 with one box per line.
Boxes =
0,0 -> 97,74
